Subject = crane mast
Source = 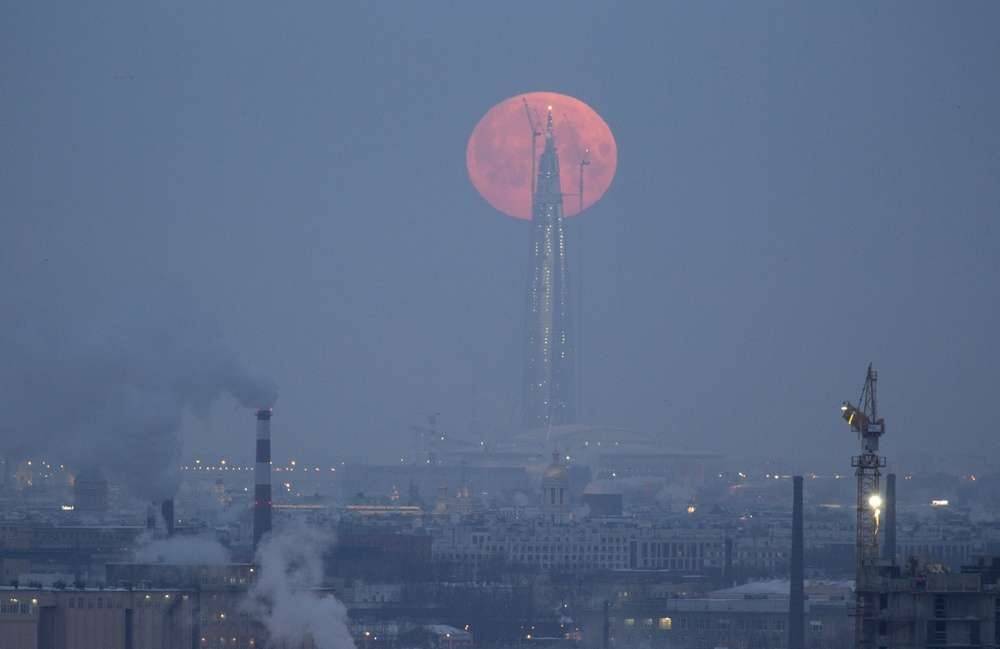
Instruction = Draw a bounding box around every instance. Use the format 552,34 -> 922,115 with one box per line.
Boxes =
840,363 -> 886,649
522,97 -> 542,207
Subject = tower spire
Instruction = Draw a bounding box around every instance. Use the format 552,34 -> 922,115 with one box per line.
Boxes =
522,103 -> 576,430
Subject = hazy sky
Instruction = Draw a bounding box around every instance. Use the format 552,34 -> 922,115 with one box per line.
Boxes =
2,2 -> 998,472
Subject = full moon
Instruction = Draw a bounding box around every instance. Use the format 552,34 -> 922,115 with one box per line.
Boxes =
467,91 -> 617,220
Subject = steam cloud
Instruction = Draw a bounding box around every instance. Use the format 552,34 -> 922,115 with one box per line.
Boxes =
0,268 -> 275,502
244,524 -> 355,649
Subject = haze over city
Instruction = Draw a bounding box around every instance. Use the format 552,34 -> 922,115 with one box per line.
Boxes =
2,3 -> 1000,649
4,2 -> 998,470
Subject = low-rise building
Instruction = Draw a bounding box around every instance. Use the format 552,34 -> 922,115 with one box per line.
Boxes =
432,518 -> 728,576
614,579 -> 852,649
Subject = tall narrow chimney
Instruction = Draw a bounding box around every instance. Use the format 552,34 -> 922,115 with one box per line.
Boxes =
788,475 -> 805,649
883,473 -> 896,565
160,499 -> 175,537
253,408 -> 272,552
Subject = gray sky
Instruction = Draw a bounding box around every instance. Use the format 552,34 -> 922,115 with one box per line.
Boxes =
2,2 -> 998,472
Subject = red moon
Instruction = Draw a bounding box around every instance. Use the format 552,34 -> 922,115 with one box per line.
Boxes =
467,91 -> 617,220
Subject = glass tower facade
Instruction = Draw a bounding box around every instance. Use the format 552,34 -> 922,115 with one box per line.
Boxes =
522,111 -> 576,429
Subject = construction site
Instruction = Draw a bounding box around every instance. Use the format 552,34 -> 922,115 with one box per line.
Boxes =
783,365 -> 1000,649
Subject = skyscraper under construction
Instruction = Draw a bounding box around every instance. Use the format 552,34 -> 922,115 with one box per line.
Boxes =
522,109 -> 575,429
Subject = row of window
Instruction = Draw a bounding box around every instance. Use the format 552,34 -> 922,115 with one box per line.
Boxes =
622,617 -> 673,630
442,543 -> 723,557
436,552 -> 628,569
67,594 -> 183,609
622,616 -> 786,633
1,602 -> 33,615
638,559 -> 711,570
640,541 -> 711,558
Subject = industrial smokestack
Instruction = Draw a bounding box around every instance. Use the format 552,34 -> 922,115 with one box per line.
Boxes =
788,475 -> 805,649
160,499 -> 175,537
253,408 -> 272,552
883,473 -> 896,565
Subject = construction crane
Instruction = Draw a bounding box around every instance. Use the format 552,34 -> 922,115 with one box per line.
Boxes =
578,147 -> 591,215
522,97 -> 542,206
840,363 -> 886,649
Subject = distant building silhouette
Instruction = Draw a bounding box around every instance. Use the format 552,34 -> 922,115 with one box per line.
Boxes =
73,467 -> 108,513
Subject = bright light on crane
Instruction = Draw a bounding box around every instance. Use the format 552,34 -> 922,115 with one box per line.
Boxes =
867,494 -> 883,509
841,401 -> 866,431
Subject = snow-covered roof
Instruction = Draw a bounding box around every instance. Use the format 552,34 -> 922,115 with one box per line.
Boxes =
710,578 -> 854,598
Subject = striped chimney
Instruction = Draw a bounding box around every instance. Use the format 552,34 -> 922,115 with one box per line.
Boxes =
253,408 -> 272,552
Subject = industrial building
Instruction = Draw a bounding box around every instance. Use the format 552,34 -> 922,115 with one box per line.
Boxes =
614,580 -> 853,649
0,587 -> 202,649
0,523 -> 143,584
73,469 -> 109,514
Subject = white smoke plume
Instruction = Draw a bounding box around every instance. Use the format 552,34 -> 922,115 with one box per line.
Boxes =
0,269 -> 276,502
244,524 -> 355,649
135,533 -> 231,565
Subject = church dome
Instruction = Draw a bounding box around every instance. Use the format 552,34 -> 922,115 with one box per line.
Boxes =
542,451 -> 568,484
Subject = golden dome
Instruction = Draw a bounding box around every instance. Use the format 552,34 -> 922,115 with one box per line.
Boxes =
542,450 -> 568,482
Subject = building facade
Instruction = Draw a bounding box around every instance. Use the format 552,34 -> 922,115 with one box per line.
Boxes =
431,518 -> 728,575
860,569 -> 1000,648
615,581 -> 853,649
0,587 -> 201,649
